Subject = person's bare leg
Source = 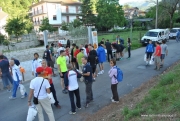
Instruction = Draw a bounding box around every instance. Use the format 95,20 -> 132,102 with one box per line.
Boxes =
61,79 -> 65,89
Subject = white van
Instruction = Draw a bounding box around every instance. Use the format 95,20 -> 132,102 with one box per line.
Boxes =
141,29 -> 169,45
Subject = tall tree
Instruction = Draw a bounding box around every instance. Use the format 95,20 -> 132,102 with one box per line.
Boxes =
39,18 -> 54,32
5,17 -> 26,42
96,0 -> 125,30
160,0 -> 180,28
80,0 -> 96,25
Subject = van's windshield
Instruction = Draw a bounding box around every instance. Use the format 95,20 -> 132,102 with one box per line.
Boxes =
145,31 -> 158,37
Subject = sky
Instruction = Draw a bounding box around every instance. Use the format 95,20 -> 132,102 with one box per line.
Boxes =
119,0 -> 146,5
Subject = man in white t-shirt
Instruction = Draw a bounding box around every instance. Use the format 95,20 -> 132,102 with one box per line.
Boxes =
80,44 -> 87,57
64,64 -> 82,115
57,45 -> 65,56
28,67 -> 55,121
32,53 -> 42,77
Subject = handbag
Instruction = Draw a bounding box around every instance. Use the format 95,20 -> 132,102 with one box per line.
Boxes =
33,79 -> 44,105
26,106 -> 38,121
47,92 -> 55,104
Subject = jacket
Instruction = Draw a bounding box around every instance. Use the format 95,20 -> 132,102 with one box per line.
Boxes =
12,65 -> 22,81
108,67 -> 118,84
97,46 -> 106,63
32,58 -> 42,73
146,44 -> 154,53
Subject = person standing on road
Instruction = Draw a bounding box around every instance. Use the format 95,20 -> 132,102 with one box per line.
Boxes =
154,42 -> 161,71
77,49 -> 85,82
57,50 -> 68,94
145,40 -> 155,65
9,60 -> 27,99
43,45 -> 56,77
97,43 -> 106,75
74,46 -> 80,69
0,55 -> 13,92
108,59 -> 119,103
116,35 -> 124,45
49,43 -> 56,69
71,44 -> 76,68
127,38 -> 131,59
112,43 -> 121,61
80,44 -> 87,57
0,51 -> 8,60
65,46 -> 70,64
28,67 -> 55,121
64,64 -> 82,115
105,39 -> 113,62
176,30 -> 180,42
32,53 -> 42,77
81,56 -> 93,108
88,45 -> 98,81
160,40 -> 168,68
41,59 -> 61,108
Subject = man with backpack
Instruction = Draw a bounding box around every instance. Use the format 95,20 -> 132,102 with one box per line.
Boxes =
43,45 -> 56,76
64,64 -> 82,115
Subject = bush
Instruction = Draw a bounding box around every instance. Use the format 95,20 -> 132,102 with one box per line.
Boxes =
3,40 -> 10,46
173,23 -> 180,27
0,34 -> 5,44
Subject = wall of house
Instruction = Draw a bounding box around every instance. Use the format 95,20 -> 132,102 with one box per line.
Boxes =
0,17 -> 8,36
47,3 -> 62,25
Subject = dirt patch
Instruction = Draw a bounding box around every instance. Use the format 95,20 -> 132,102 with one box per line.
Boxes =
84,61 -> 180,121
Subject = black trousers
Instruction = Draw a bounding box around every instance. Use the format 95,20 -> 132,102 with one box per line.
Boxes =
111,84 -> 119,101
107,49 -> 113,61
50,83 -> 59,106
128,47 -> 131,58
85,81 -> 93,104
68,88 -> 81,112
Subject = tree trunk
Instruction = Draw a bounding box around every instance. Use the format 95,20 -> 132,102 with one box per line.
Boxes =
170,14 -> 173,29
16,36 -> 18,42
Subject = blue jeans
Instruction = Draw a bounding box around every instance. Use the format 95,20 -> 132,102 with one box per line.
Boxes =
2,72 -> 13,88
12,80 -> 27,97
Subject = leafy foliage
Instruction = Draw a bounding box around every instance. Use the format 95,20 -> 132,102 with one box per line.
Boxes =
5,17 -> 26,42
39,18 -> 55,32
61,21 -> 69,31
96,0 -> 125,30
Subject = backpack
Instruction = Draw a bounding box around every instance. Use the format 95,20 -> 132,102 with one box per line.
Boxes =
113,66 -> 123,82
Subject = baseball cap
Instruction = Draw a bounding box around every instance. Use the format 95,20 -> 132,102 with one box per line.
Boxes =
36,67 -> 44,73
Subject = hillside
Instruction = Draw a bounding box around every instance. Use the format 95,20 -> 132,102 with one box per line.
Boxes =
0,0 -> 38,19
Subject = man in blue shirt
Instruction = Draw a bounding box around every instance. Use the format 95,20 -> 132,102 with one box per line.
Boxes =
0,55 -> 13,91
116,35 -> 124,45
81,56 -> 93,108
176,30 -> 180,42
0,51 -> 8,60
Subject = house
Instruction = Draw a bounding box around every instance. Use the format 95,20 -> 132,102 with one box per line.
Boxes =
29,0 -> 82,32
124,7 -> 146,19
0,7 -> 8,36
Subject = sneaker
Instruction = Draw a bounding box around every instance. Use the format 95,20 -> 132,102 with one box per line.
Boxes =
93,78 -> 95,82
7,90 -> 11,92
62,89 -> 68,94
9,96 -> 16,100
69,111 -> 76,115
111,99 -> 119,103
76,107 -> 81,110
84,103 -> 89,108
21,95 -> 26,99
98,71 -> 102,75
102,70 -> 104,74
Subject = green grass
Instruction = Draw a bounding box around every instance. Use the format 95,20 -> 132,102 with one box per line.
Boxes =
122,62 -> 180,120
98,30 -> 147,50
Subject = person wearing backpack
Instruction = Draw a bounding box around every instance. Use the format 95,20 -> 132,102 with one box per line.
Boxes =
108,59 -> 120,103
145,40 -> 154,65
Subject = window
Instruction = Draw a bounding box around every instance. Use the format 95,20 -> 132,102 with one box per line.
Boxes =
53,15 -> 57,20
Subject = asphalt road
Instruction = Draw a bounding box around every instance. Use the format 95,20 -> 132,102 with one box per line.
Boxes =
0,40 -> 179,121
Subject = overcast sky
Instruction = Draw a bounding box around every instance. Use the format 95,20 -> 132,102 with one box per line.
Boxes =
119,0 -> 161,5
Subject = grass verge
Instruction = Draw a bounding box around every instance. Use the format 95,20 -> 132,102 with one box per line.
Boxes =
85,61 -> 180,121
98,30 -> 147,50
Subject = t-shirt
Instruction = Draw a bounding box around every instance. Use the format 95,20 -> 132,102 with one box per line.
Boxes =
105,42 -> 112,50
57,47 -> 65,56
57,56 -> 68,72
74,49 -> 80,58
43,67 -> 53,84
30,77 -> 50,99
66,70 -> 79,91
88,50 -> 97,66
161,44 -> 168,54
82,63 -> 92,81
43,49 -> 51,61
77,52 -> 84,65
0,59 -> 10,75
155,45 -> 161,56
50,47 -> 54,56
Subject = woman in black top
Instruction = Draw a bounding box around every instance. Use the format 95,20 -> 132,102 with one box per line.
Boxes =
111,43 -> 120,61
127,38 -> 131,59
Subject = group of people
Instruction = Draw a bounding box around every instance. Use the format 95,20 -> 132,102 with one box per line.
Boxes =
145,40 -> 168,70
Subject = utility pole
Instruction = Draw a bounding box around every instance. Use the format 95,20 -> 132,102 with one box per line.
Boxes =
155,0 -> 158,29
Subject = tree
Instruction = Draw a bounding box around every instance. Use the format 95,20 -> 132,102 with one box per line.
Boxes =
96,0 -> 125,30
5,17 -> 26,42
71,19 -> 83,28
80,0 -> 96,25
61,21 -> 69,31
39,18 -> 55,32
123,4 -> 131,10
160,0 -> 180,28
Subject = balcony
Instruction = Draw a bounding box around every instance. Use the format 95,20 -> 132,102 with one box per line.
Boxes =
61,9 -> 81,15
33,21 -> 42,26
32,9 -> 47,16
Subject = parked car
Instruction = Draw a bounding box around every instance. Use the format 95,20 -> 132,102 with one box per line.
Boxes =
141,29 -> 169,45
169,28 -> 180,39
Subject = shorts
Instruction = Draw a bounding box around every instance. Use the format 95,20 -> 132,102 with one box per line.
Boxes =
71,57 -> 76,62
116,49 -> 121,53
91,65 -> 96,74
59,72 -> 67,78
146,52 -> 153,59
154,56 -> 161,63
161,54 -> 165,60
47,61 -> 54,68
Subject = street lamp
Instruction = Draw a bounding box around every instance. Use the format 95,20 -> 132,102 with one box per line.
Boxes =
155,0 -> 158,29
129,15 -> 133,41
